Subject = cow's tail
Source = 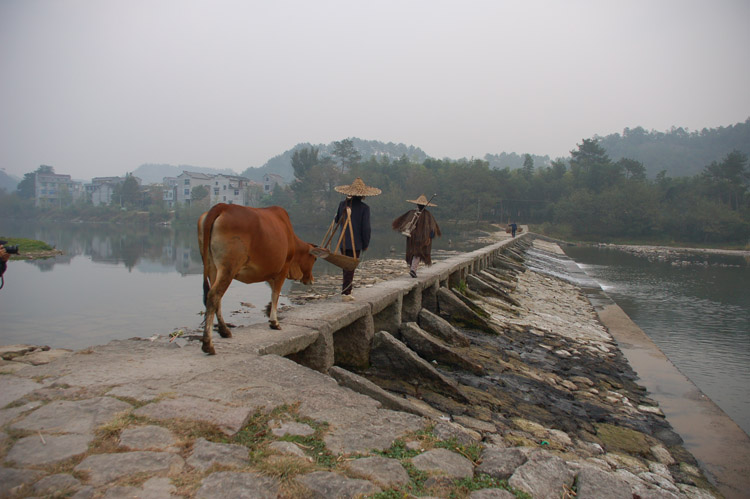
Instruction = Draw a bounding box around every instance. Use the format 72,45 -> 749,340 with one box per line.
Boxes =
200,204 -> 227,306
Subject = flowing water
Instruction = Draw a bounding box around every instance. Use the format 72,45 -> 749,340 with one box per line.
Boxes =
527,244 -> 750,438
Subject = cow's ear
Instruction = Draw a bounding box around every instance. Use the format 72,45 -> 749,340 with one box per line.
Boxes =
288,262 -> 303,280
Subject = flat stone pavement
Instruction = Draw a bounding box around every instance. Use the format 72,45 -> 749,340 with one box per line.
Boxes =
1,336 -> 432,497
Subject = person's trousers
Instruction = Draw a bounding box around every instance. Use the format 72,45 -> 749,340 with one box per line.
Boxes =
410,256 -> 421,272
341,249 -> 360,295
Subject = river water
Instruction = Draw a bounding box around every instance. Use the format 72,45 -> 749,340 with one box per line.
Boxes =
534,244 -> 750,438
0,219 -> 486,350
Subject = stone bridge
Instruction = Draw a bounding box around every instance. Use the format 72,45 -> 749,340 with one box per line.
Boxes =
227,232 -> 530,373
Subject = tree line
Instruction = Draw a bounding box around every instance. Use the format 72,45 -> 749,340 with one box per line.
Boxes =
3,137 -> 749,246
266,139 -> 750,245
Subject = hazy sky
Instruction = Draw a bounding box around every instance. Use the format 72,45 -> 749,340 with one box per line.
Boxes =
2,0 -> 749,181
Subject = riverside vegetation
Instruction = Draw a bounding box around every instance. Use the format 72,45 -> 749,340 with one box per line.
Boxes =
4,122 -> 750,247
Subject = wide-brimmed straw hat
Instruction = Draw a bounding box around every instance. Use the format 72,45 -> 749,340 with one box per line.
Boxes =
407,194 -> 437,206
334,177 -> 382,197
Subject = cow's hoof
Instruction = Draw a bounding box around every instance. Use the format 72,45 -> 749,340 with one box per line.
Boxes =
201,343 -> 216,355
269,321 -> 281,330
219,329 -> 232,338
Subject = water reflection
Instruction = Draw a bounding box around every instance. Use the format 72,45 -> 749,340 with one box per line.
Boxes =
0,219 -> 488,275
0,219 -> 493,350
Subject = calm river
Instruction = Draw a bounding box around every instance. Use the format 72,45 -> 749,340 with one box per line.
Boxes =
0,219 -> 484,350
562,245 -> 750,438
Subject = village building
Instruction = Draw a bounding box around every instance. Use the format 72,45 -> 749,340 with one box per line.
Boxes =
34,172 -> 84,208
87,176 -> 142,207
263,173 -> 284,194
165,171 -> 260,208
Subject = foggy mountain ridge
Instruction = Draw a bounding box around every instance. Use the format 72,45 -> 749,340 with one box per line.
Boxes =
4,119 -> 748,189
240,138 -> 431,182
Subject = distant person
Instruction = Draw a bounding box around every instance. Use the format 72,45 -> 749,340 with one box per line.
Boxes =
392,194 -> 441,278
333,178 -> 381,300
509,222 -> 518,238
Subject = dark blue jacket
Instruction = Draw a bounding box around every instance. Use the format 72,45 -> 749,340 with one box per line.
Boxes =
335,197 -> 371,251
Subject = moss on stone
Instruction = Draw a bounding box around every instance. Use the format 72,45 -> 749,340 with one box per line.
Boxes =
594,422 -> 654,457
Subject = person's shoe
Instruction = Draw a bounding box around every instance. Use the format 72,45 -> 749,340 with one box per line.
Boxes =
342,294 -> 355,302
409,270 -> 417,278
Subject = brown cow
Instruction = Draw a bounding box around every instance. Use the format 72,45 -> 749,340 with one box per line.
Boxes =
198,204 -> 317,355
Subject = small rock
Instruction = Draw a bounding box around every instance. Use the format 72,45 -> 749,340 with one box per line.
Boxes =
268,441 -> 311,460
345,456 -> 410,488
196,471 -> 280,499
119,425 -> 177,451
295,471 -> 381,499
411,448 -> 474,479
271,421 -> 315,438
187,438 -> 249,471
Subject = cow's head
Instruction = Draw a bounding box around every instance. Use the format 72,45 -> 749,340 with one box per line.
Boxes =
289,242 -> 317,284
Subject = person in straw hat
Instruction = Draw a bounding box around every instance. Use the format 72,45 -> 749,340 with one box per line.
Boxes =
334,178 -> 381,300
391,194 -> 441,278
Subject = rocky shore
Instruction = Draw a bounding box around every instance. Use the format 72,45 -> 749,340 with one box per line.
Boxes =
0,237 -> 721,498
592,243 -> 749,266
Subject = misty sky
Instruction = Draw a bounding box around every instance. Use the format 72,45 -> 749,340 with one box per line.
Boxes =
2,0 -> 749,181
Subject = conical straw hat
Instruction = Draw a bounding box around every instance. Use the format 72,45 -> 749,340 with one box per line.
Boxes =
334,177 -> 382,196
407,194 -> 437,206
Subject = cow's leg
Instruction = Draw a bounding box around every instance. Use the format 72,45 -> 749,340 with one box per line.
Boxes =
215,300 -> 232,338
267,277 -> 285,330
203,271 -> 233,354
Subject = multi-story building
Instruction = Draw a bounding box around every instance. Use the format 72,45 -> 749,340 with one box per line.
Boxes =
169,171 -> 258,207
174,172 -> 214,206
162,177 -> 179,208
87,176 -> 142,207
35,172 -> 84,208
263,173 -> 285,194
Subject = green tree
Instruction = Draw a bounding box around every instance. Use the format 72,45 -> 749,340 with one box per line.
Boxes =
618,158 -> 646,181
292,147 -> 319,180
522,154 -> 534,179
111,174 -> 141,208
569,139 -> 624,191
702,150 -> 749,210
191,185 -> 209,202
332,138 -> 361,172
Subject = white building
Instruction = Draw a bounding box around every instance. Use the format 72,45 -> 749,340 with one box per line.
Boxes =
170,171 -> 256,207
35,172 -> 84,208
263,173 -> 285,194
87,176 -> 142,207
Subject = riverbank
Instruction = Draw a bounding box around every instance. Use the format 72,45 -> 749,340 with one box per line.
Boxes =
587,243 -> 750,263
0,235 -> 725,498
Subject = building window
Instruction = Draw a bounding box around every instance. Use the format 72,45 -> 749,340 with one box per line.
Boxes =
184,188 -> 190,196
234,190 -> 239,195
223,185 -> 226,190
184,179 -> 190,185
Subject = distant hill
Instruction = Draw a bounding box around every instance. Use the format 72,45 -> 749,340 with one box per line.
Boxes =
0,170 -> 19,193
597,118 -> 750,178
131,164 -> 239,184
241,138 -> 429,182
